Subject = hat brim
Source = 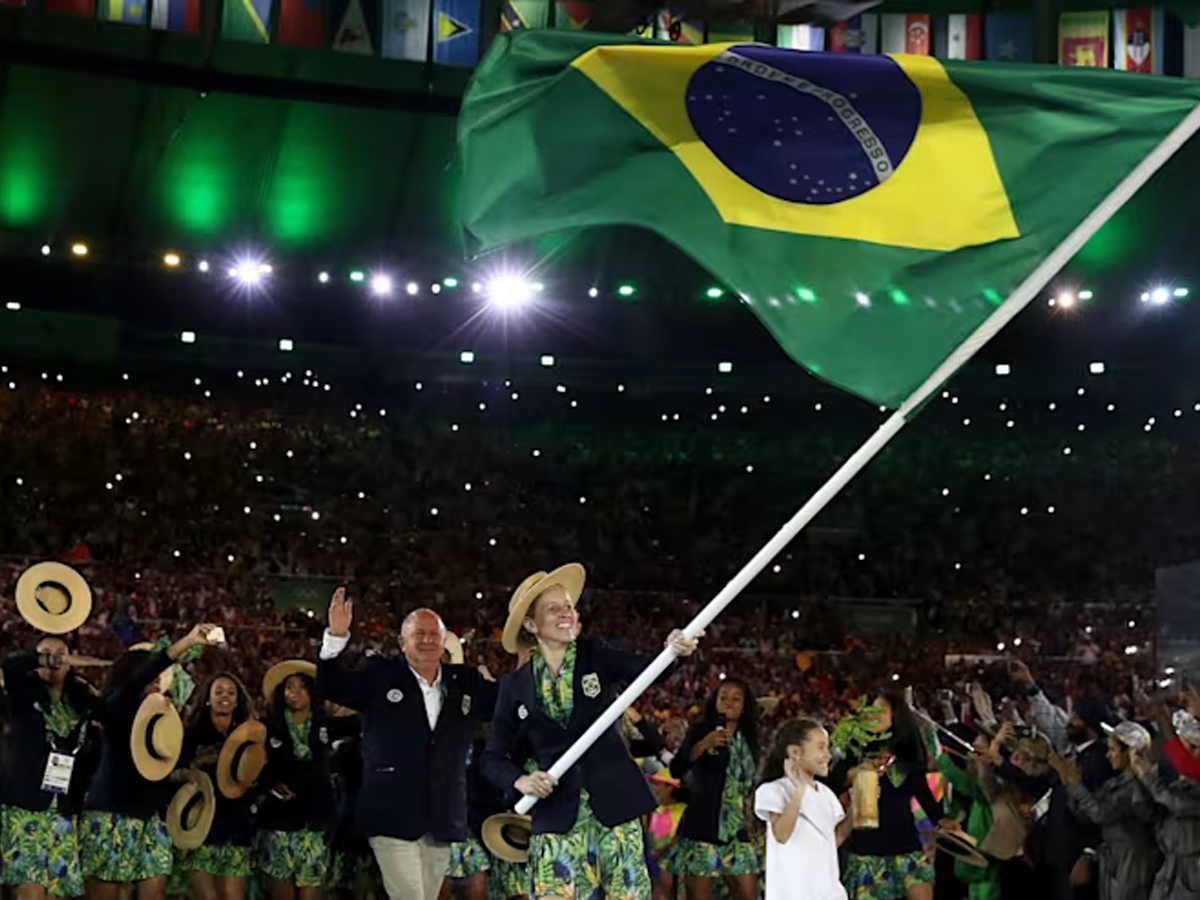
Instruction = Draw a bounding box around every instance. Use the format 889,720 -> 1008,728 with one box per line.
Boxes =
443,632 -> 465,666
16,562 -> 93,635
756,697 -> 780,715
262,660 -> 317,702
501,564 -> 586,655
130,694 -> 183,782
481,813 -> 532,864
167,771 -> 216,850
216,720 -> 268,799
935,828 -> 989,868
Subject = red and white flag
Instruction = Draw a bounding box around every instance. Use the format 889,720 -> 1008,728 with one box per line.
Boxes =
1112,8 -> 1163,73
880,13 -> 929,54
947,13 -> 982,59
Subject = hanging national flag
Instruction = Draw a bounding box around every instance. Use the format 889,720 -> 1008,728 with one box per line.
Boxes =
433,0 -> 478,65
223,0 -> 271,41
709,21 -> 754,44
499,0 -> 546,30
777,24 -> 823,50
332,0 -> 374,53
151,0 -> 200,32
460,31 -> 1200,408
1185,24 -> 1200,77
984,12 -> 1033,61
945,14 -> 981,59
98,0 -> 147,24
656,10 -> 703,44
554,0 -> 590,29
40,0 -> 96,14
828,14 -> 876,53
381,0 -> 428,57
1060,11 -> 1109,67
279,0 -> 327,46
880,14 -> 927,55
1113,8 -> 1163,73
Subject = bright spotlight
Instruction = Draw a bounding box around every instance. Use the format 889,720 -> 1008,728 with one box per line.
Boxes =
279,338 -> 294,352
406,281 -> 419,296
164,252 -> 181,267
1151,287 -> 1170,305
540,354 -> 556,367
1056,292 -> 1075,309
232,260 -> 266,285
487,275 -> 534,309
370,274 -> 394,296
995,363 -> 1011,376
1089,361 -> 1106,375
71,243 -> 89,257
180,331 -> 196,344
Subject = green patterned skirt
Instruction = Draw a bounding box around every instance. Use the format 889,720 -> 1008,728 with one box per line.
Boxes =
257,829 -> 330,888
0,803 -> 85,897
448,835 -> 491,878
665,837 -> 761,878
175,843 -> 253,878
527,793 -> 651,900
843,851 -> 936,900
488,856 -> 529,900
79,810 -> 174,884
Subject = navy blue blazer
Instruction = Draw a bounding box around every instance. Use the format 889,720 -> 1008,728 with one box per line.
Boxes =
481,638 -> 676,836
317,650 -> 498,842
670,720 -> 753,844
0,652 -> 100,816
257,711 -> 361,834
85,649 -> 177,820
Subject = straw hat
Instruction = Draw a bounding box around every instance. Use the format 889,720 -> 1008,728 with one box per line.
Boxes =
756,697 -> 781,715
935,822 -> 989,868
482,812 -> 532,863
129,643 -> 174,694
167,770 -> 216,850
501,564 -> 586,654
443,632 -> 465,665
130,693 -> 184,781
262,660 -> 316,701
216,720 -> 267,799
16,562 -> 93,635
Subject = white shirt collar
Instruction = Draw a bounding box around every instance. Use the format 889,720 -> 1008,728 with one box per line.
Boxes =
409,663 -> 441,689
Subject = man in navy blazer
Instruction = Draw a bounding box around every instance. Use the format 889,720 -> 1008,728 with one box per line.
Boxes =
318,587 -> 497,900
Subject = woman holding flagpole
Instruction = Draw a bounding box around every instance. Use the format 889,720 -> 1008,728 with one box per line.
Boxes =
481,564 -> 700,900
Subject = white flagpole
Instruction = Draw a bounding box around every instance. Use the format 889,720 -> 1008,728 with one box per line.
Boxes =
513,100 -> 1200,816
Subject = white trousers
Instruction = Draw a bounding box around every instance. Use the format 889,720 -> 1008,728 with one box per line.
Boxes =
369,834 -> 451,900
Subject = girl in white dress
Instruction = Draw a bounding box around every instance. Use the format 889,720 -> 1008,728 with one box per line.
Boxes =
754,718 -> 852,900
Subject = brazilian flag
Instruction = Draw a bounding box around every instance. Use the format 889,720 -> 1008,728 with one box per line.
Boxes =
459,31 -> 1200,408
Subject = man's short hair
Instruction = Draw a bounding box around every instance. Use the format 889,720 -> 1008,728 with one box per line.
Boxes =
401,608 -> 446,635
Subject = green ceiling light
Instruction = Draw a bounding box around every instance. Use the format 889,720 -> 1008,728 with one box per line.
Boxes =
443,276 -> 459,288
616,283 -> 636,297
705,286 -> 724,299
1078,289 -> 1094,300
796,287 -> 817,303
349,270 -> 365,283
888,287 -> 911,306
1174,286 -> 1189,298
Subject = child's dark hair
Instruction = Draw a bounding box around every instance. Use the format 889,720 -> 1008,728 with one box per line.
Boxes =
759,717 -> 825,784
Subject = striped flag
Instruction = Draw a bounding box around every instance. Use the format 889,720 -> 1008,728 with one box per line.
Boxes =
880,14 -> 928,54
946,13 -> 981,59
985,11 -> 1033,61
332,0 -> 374,54
1060,11 -> 1109,67
776,24 -> 823,50
433,0 -> 479,65
279,0 -> 328,46
98,0 -> 147,23
381,0 -> 426,58
553,0 -> 590,29
150,0 -> 200,32
223,0 -> 272,41
1112,8 -> 1164,73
